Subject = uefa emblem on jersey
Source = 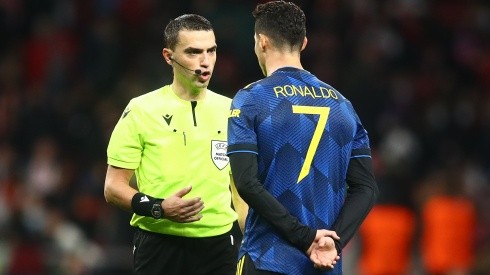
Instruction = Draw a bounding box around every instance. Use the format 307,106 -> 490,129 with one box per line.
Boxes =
211,140 -> 229,170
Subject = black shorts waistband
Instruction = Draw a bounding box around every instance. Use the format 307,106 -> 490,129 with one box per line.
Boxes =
134,227 -> 232,240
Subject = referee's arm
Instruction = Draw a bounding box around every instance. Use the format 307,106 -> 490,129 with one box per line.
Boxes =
104,165 -> 137,212
104,165 -> 205,222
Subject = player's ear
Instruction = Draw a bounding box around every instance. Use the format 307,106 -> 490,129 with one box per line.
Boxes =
301,37 -> 308,51
257,33 -> 268,51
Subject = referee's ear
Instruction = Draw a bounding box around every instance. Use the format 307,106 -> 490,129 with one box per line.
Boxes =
162,48 -> 173,64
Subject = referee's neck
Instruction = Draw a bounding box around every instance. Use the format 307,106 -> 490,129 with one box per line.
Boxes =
171,83 -> 206,101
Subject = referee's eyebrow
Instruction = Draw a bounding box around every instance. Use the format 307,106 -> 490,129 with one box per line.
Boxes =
184,45 -> 217,54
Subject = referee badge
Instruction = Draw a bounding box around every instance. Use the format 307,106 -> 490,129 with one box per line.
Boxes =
211,140 -> 229,170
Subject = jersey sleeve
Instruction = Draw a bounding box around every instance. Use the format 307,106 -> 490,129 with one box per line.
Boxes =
227,90 -> 258,154
107,100 -> 143,169
351,111 -> 372,158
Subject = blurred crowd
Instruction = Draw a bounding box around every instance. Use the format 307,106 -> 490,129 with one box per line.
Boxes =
1,0 -> 489,274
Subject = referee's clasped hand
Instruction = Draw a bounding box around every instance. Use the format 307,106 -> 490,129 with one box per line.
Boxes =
162,186 -> 205,223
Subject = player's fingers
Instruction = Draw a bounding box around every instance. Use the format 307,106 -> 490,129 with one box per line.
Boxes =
318,236 -> 335,248
311,256 -> 328,268
322,230 -> 340,240
319,237 -> 328,247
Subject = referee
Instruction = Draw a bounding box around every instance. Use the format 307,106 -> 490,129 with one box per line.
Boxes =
104,14 -> 244,275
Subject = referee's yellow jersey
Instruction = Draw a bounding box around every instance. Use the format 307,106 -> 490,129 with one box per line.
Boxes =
107,85 -> 237,237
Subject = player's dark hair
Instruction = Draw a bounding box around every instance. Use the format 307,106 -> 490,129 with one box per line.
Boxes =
253,1 -> 306,51
164,14 -> 213,50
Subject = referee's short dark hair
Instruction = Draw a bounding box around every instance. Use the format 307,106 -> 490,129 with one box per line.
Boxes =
164,14 -> 214,50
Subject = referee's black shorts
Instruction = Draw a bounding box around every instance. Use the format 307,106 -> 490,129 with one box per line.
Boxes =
133,226 -> 239,275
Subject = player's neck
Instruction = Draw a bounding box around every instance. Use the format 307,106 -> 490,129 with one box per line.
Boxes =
265,51 -> 303,76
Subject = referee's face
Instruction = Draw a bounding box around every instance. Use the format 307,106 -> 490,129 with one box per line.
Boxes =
172,30 -> 217,91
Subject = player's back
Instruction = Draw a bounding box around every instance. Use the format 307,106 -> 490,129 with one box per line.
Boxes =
248,67 -> 364,222
228,67 -> 370,274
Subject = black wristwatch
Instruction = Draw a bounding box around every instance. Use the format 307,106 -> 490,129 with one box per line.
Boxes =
151,200 -> 164,219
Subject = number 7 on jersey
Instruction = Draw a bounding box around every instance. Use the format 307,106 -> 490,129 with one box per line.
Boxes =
292,105 -> 331,183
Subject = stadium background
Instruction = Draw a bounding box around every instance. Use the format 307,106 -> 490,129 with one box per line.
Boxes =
0,0 -> 489,274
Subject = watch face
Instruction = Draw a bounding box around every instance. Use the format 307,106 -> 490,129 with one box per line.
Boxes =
151,203 -> 162,219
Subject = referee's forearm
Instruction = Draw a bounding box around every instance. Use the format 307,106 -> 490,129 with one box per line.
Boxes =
104,165 -> 137,212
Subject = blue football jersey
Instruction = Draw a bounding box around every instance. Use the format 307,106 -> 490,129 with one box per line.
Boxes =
227,67 -> 371,275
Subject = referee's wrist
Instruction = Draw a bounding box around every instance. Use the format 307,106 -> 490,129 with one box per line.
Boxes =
131,192 -> 165,219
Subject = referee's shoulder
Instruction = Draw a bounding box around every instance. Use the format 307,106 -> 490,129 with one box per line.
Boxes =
131,88 -> 162,103
123,88 -> 164,115
207,89 -> 233,106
